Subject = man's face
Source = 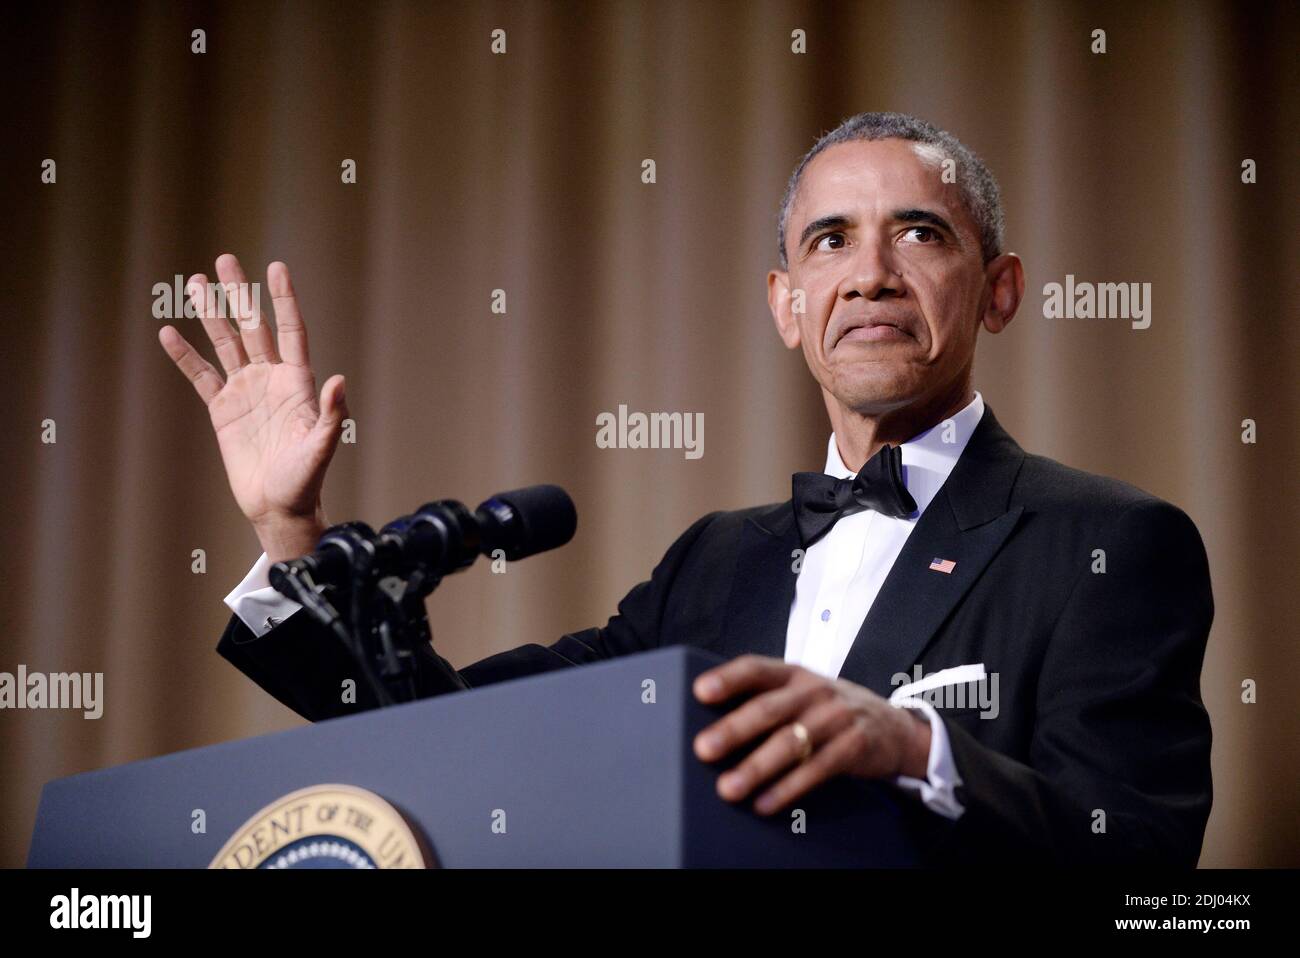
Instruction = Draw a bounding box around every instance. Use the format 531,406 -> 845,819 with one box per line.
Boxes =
770,138 -> 995,416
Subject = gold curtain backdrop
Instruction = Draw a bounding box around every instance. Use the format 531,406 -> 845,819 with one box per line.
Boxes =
2,0 -> 1296,867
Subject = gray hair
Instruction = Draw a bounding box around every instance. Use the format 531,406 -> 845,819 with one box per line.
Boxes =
776,111 -> 1005,269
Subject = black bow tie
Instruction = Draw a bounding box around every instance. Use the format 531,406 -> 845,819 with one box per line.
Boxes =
792,444 -> 918,547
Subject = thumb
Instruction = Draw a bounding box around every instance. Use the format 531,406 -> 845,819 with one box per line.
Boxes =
316,374 -> 349,433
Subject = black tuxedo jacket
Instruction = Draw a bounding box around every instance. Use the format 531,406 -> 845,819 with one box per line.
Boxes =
217,405 -> 1214,866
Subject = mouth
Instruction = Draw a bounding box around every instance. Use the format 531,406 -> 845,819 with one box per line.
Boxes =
833,318 -> 914,347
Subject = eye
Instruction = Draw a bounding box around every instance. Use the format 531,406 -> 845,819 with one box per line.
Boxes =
901,226 -> 940,244
813,232 -> 846,252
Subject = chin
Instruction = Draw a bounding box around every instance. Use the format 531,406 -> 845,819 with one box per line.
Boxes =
826,372 -> 924,415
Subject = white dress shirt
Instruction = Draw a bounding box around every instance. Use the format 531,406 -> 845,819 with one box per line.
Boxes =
784,392 -> 986,820
225,392 -> 984,821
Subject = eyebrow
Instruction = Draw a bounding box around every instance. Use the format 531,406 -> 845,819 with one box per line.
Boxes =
798,214 -> 851,251
892,208 -> 957,235
797,207 -> 958,251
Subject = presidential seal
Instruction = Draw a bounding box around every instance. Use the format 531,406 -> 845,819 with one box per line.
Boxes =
209,784 -> 434,869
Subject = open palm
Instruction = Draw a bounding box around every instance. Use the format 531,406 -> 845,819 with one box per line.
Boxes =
159,255 -> 348,534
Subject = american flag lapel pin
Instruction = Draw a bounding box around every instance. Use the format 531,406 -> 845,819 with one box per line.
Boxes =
929,557 -> 956,574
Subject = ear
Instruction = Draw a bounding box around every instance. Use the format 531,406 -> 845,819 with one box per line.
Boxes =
767,269 -> 802,349
980,252 -> 1024,334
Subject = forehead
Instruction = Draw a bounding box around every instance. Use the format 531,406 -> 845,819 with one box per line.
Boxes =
793,138 -> 962,223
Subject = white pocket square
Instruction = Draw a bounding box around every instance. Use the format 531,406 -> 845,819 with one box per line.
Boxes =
889,663 -> 986,704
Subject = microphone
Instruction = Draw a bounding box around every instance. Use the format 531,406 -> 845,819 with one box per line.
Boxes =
377,483 -> 578,576
266,485 -> 575,708
483,484 -> 580,559
267,521 -> 378,596
269,484 -> 577,592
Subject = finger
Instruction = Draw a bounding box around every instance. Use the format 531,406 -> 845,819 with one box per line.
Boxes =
795,695 -> 862,745
713,695 -> 848,801
695,677 -> 830,762
315,374 -> 348,436
752,719 -> 866,815
268,261 -> 310,367
214,253 -> 278,364
158,325 -> 224,404
693,654 -> 794,704
187,272 -> 248,375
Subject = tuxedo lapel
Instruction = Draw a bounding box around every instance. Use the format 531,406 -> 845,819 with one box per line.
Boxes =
837,405 -> 1027,697
713,502 -> 801,662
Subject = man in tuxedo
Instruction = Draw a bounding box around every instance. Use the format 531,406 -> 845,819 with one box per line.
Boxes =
159,112 -> 1213,866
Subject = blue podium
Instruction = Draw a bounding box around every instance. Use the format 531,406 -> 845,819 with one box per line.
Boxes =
29,646 -> 921,867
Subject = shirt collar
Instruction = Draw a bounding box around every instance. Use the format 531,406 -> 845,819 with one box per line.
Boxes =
824,391 -> 985,517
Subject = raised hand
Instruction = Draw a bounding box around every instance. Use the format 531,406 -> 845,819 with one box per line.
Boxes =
159,254 -> 348,561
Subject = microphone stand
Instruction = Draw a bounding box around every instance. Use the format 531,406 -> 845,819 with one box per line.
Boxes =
277,523 -> 469,709
273,564 -> 396,708
371,566 -> 470,704
274,480 -> 581,709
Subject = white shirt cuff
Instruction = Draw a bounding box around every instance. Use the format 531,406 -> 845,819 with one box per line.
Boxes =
223,552 -> 303,637
890,698 -> 966,820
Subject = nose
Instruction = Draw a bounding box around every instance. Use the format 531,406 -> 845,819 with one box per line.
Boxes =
840,239 -> 903,302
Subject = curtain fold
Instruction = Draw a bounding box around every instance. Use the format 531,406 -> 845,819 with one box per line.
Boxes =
2,0 -> 1295,867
